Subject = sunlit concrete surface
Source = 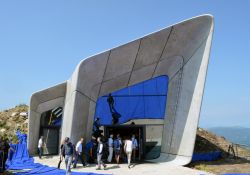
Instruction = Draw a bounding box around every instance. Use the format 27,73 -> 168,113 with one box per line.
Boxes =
34,156 -> 214,175
28,14 -> 214,166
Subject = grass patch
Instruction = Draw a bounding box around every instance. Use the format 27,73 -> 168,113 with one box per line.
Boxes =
194,164 -> 213,172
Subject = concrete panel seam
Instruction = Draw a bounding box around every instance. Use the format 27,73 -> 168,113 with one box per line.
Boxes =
75,90 -> 97,103
127,39 -> 142,86
97,50 -> 112,98
168,67 -> 184,154
151,27 -> 174,78
168,35 -> 209,83
181,32 -> 210,65
168,56 -> 184,82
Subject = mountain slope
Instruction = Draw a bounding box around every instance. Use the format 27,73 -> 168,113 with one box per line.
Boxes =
208,127 -> 250,149
0,104 -> 28,142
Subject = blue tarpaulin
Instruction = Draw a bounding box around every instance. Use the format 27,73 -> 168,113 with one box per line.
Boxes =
94,76 -> 168,125
6,131 -> 109,175
192,151 -> 222,162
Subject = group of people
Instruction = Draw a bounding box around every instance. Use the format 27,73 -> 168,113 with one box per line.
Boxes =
38,133 -> 138,175
107,134 -> 138,169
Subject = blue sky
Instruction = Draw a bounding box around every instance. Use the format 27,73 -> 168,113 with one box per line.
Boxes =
0,1 -> 250,128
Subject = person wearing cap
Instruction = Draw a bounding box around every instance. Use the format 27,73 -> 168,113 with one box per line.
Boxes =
62,137 -> 74,175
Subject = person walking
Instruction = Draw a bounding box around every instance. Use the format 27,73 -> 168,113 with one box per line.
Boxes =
113,134 -> 122,166
57,140 -> 65,169
37,136 -> 43,159
124,137 -> 133,169
107,134 -> 113,163
132,134 -> 138,161
62,137 -> 74,175
84,137 -> 95,163
73,137 -> 87,168
96,137 -> 107,170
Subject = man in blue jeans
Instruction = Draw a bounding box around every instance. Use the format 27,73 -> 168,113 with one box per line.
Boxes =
62,137 -> 74,175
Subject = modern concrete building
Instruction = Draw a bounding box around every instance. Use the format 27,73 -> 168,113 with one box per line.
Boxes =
28,15 -> 214,165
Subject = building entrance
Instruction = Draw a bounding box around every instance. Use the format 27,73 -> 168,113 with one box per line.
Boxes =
40,127 -> 60,155
104,125 -> 145,161
40,107 -> 63,155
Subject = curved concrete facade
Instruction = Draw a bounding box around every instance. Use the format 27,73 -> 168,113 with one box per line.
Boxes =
28,15 -> 214,165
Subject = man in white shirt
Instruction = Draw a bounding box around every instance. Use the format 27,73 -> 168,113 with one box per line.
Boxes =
37,136 -> 43,159
124,137 -> 133,169
73,137 -> 86,168
107,134 -> 113,163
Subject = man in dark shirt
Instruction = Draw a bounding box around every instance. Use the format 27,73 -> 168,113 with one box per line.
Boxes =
84,138 -> 95,163
61,137 -> 74,175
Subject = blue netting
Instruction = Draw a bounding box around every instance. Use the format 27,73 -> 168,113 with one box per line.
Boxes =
192,151 -> 222,162
94,76 -> 168,125
6,131 -> 109,175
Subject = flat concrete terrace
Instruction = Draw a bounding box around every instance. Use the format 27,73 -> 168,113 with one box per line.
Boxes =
34,156 -> 214,175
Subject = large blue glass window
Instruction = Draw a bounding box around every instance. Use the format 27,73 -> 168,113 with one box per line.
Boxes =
94,75 -> 168,125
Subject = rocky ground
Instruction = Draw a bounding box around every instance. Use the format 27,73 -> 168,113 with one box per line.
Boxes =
0,104 -> 28,142
189,128 -> 250,174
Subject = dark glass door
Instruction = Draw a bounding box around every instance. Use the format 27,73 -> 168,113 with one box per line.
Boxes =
41,127 -> 59,155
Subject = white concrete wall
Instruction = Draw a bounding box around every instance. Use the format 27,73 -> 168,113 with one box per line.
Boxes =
28,82 -> 66,154
29,15 -> 214,165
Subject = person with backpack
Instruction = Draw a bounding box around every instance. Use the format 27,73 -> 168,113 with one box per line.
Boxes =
96,137 -> 107,170
62,137 -> 74,175
113,134 -> 122,166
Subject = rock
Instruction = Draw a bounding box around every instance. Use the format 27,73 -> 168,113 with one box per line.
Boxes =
0,128 -> 6,133
11,112 -> 18,117
20,112 -> 28,117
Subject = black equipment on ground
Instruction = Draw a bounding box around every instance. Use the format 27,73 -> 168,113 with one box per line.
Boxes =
0,151 -> 4,173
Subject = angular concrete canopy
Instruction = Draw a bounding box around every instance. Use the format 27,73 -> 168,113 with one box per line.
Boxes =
28,15 -> 214,165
